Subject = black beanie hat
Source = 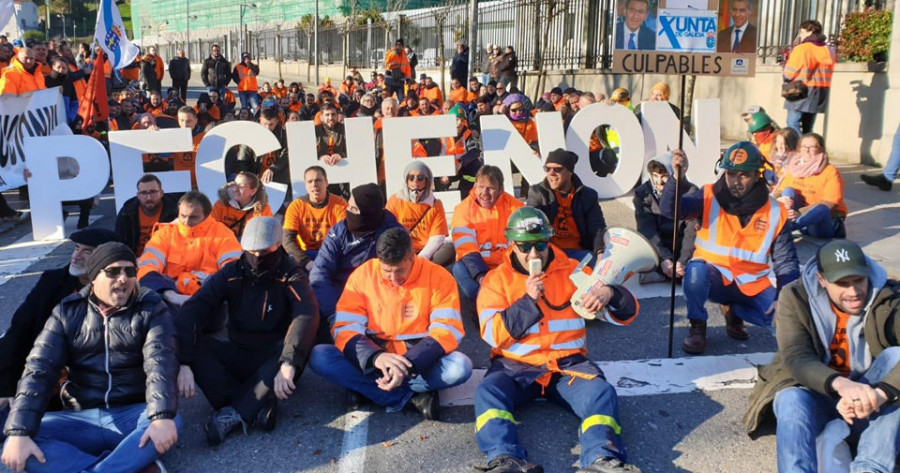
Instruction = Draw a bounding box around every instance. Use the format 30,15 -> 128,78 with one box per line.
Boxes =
550,87 -> 563,96
87,242 -> 137,282
352,183 -> 385,214
546,148 -> 578,173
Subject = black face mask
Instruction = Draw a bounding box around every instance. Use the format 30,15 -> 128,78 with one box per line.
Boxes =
346,210 -> 384,236
50,70 -> 66,79
243,247 -> 284,276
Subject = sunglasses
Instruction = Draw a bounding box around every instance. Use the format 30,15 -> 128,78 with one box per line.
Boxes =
543,165 -> 565,174
101,266 -> 137,279
515,240 -> 549,253
407,174 -> 426,182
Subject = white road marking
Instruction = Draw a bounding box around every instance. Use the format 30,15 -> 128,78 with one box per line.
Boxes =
0,215 -> 100,289
337,410 -> 372,473
439,352 -> 774,406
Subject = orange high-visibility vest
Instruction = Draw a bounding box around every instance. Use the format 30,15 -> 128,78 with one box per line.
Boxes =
450,192 -> 523,269
235,64 -> 258,92
692,185 -> 787,296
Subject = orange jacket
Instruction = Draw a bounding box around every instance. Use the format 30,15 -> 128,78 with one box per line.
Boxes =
144,103 -> 167,117
210,200 -> 273,238
450,192 -> 523,269
784,42 -> 835,89
693,185 -> 788,296
0,57 -> 46,94
137,216 -> 242,295
283,194 -> 348,251
318,84 -> 338,97
449,86 -> 476,104
234,64 -> 259,92
386,196 -> 449,253
384,48 -> 411,78
511,118 -> 538,144
272,86 -> 287,99
775,164 -> 847,216
66,63 -> 87,101
339,81 -> 355,97
150,54 -> 164,80
332,256 -> 464,365
419,85 -> 444,105
408,106 -> 441,117
171,131 -> 205,189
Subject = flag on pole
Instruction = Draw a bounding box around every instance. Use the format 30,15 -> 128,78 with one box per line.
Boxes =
77,53 -> 109,131
0,0 -> 16,38
94,0 -> 139,70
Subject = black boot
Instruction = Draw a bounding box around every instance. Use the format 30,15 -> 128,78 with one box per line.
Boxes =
861,173 -> 893,191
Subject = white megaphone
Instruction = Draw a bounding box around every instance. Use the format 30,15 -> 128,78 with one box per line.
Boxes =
569,227 -> 659,323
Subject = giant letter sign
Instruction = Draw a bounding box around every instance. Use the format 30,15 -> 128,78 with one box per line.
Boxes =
640,99 -> 720,185
109,128 -> 194,212
382,115 -> 460,210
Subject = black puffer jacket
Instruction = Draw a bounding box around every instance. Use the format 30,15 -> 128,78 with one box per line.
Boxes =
201,54 -> 232,88
3,286 -> 178,437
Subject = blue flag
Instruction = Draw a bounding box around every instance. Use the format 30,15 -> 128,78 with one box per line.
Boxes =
93,0 -> 139,70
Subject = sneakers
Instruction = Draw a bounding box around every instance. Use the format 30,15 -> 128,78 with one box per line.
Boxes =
638,271 -> 667,285
682,319 -> 707,354
137,460 -> 168,473
861,173 -> 893,191
480,454 -> 544,473
345,389 -> 368,410
205,406 -> 247,446
577,457 -> 642,473
407,391 -> 440,421
721,305 -> 749,341
254,397 -> 279,432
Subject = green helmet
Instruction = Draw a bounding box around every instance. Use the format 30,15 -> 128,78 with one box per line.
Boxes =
745,110 -> 774,133
505,207 -> 555,242
720,141 -> 765,173
449,104 -> 467,119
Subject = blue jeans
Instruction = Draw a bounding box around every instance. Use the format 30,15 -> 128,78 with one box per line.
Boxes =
475,370 -> 626,467
238,91 -> 259,113
786,110 -> 817,135
781,187 -> 843,239
451,261 -> 482,301
883,121 -> 900,181
23,403 -> 183,473
683,260 -> 775,327
774,346 -> 900,473
308,344 -> 472,411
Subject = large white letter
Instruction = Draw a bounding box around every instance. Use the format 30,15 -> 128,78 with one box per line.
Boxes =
639,99 -> 720,186
108,129 -> 193,212
382,115 -> 460,209
26,135 -> 109,240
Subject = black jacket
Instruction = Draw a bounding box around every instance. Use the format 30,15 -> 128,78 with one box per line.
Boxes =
201,54 -> 232,88
4,286 -> 178,437
0,266 -> 83,397
168,56 -> 191,81
176,250 -> 319,369
114,195 -> 179,255
633,180 -> 698,265
451,48 -> 469,83
526,175 -> 607,254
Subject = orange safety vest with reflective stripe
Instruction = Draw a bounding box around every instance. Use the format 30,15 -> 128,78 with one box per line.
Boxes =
137,216 -> 242,295
332,256 -> 464,355
450,192 -> 523,269
235,64 -> 258,92
384,49 -> 411,78
477,245 -> 593,366
692,185 -> 788,296
783,42 -> 834,89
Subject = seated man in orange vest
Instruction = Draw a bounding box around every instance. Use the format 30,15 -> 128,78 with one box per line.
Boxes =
451,165 -> 524,302
282,165 -> 348,272
662,143 -> 800,354
308,227 -> 472,421
475,207 -> 640,473
171,106 -> 206,189
138,191 -> 242,309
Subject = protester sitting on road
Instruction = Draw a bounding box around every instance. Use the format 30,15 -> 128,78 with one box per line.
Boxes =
742,106 -> 778,161
1,243 -> 180,473
771,127 -> 800,176
0,229 -> 120,423
138,191 -> 242,308
171,106 -> 207,189
386,161 -> 454,267
527,149 -> 607,264
175,217 -> 319,446
662,144 -> 800,354
744,240 -> 900,473
283,166 -> 348,272
633,152 -> 698,284
315,104 -> 349,198
475,207 -> 641,473
210,171 -> 273,239
114,174 -> 179,256
451,165 -> 524,302
309,183 -> 402,339
774,133 -> 847,239
309,227 -> 472,421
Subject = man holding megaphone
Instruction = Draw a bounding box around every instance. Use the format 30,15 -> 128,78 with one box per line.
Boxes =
473,207 -> 642,473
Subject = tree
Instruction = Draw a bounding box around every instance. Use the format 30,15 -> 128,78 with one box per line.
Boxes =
298,14 -> 315,81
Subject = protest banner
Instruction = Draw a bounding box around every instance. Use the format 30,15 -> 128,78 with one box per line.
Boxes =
0,88 -> 70,192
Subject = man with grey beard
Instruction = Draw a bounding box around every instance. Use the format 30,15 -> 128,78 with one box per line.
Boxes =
0,228 -> 121,434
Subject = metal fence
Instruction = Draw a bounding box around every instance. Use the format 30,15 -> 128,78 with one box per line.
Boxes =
183,0 -> 870,73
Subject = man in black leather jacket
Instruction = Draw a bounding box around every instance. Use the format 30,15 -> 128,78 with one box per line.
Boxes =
1,242 -> 180,473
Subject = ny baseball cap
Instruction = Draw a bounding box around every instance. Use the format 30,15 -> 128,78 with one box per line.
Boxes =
817,239 -> 869,283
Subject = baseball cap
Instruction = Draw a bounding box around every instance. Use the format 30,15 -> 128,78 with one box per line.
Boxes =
720,141 -> 765,172
241,217 -> 282,251
817,240 -> 869,283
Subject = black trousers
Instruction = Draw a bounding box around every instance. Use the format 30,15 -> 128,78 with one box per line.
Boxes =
192,336 -> 283,421
172,79 -> 188,102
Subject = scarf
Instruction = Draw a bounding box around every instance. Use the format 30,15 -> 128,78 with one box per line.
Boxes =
712,174 -> 770,216
784,152 -> 828,179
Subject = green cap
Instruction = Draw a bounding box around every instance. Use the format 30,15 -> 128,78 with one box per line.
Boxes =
817,240 -> 869,283
505,207 -> 554,242
449,104 -> 467,119
745,110 -> 774,133
720,141 -> 765,172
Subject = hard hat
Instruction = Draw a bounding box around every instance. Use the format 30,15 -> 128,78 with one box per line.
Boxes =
745,110 -> 774,133
505,207 -> 555,242
448,104 -> 467,119
720,141 -> 765,172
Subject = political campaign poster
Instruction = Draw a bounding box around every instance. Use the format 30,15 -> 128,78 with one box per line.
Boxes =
612,0 -> 758,76
0,87 -> 71,192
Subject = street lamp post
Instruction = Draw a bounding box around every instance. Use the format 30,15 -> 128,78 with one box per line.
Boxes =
239,3 -> 257,58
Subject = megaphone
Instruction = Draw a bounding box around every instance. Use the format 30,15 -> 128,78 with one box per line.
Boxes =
569,227 -> 659,323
